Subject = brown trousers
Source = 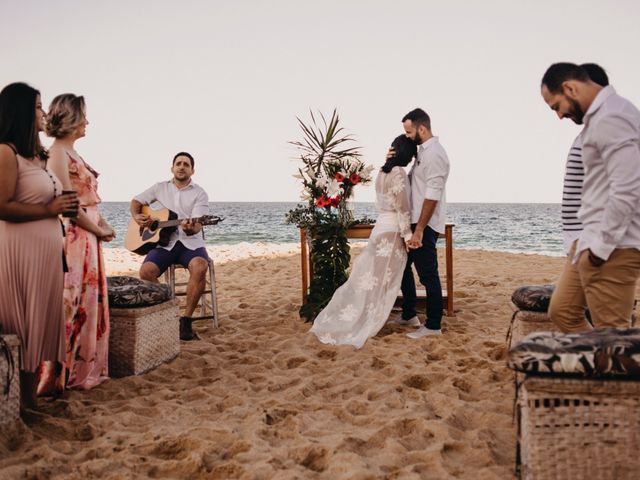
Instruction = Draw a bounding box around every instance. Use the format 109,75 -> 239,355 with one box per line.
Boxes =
549,242 -> 640,332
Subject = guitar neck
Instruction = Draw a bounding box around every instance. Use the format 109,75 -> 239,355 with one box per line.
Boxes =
157,217 -> 204,228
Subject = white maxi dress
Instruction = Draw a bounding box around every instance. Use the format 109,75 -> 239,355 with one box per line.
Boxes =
310,166 -> 412,348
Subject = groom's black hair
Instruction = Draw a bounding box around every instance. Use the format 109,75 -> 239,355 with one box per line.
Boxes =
381,135 -> 417,173
402,108 -> 431,130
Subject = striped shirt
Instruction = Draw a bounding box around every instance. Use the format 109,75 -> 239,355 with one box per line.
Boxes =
561,134 -> 584,254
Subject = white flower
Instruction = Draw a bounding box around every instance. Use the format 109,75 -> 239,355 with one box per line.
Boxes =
375,238 -> 393,257
316,171 -> 328,188
300,190 -> 312,201
339,304 -> 358,323
366,303 -> 378,319
357,270 -> 378,292
363,164 -> 375,178
394,248 -> 405,260
326,179 -> 343,197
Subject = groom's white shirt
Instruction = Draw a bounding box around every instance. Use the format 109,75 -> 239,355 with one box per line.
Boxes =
408,136 -> 450,234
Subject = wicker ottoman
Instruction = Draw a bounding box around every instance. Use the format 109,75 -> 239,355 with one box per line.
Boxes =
508,302 -> 559,348
0,334 -> 20,427
108,300 -> 180,377
518,376 -> 640,480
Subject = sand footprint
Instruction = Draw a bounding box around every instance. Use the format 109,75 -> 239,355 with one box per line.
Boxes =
402,374 -> 432,391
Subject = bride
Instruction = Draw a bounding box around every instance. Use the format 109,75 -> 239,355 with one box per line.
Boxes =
310,135 -> 415,348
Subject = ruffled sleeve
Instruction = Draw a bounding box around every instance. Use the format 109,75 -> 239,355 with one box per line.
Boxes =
387,167 -> 412,242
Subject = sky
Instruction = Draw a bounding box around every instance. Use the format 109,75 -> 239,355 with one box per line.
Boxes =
2,0 -> 639,203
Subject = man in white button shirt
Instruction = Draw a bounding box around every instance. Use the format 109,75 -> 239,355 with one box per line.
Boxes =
393,108 -> 450,338
130,151 -> 210,340
542,63 -> 640,331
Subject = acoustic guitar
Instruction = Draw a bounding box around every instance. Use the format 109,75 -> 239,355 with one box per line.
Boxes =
124,206 -> 223,255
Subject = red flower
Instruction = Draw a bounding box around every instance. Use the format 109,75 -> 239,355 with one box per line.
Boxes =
330,196 -> 341,207
335,172 -> 345,182
315,195 -> 330,208
349,173 -> 360,185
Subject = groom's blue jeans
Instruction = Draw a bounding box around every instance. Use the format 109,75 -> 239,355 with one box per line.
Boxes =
401,225 -> 443,330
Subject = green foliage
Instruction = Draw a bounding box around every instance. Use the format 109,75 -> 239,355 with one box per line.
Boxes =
299,222 -> 351,321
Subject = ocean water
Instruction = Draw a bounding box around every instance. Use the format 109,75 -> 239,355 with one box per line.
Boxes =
100,202 -> 564,256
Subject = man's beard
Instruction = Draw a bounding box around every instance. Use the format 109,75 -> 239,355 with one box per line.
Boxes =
411,132 -> 422,145
567,98 -> 585,125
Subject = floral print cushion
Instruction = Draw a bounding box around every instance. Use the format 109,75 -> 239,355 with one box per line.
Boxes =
508,328 -> 640,377
511,285 -> 555,312
107,276 -> 171,308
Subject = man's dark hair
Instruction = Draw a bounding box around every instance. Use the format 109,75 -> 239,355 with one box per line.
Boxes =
173,151 -> 194,168
381,134 -> 417,173
541,63 -> 590,94
402,108 -> 431,130
0,82 -> 44,159
581,63 -> 609,87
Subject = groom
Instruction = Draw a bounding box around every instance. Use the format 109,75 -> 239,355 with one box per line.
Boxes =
393,108 -> 450,338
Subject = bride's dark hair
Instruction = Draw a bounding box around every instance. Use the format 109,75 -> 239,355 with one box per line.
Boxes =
381,135 -> 417,173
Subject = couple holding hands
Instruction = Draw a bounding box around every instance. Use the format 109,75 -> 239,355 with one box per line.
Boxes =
311,108 -> 450,348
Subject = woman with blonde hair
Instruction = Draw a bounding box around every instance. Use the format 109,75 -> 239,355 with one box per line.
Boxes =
0,82 -> 77,409
38,94 -> 114,395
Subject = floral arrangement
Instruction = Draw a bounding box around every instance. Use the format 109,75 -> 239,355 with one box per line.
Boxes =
286,110 -> 374,321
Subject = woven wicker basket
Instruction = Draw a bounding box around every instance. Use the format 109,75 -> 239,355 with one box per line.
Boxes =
108,300 -> 180,377
0,334 -> 20,427
518,376 -> 640,480
508,302 -> 559,349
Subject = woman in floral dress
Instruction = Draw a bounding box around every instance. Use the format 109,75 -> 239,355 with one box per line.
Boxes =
38,94 -> 115,395
310,135 -> 416,348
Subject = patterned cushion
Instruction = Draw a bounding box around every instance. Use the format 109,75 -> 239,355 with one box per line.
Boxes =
511,285 -> 555,312
107,276 -> 172,308
508,328 -> 640,378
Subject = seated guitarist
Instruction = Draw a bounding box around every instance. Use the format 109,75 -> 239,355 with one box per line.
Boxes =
130,151 -> 209,341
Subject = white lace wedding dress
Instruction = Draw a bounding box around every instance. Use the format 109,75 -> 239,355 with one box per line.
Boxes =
310,166 -> 412,348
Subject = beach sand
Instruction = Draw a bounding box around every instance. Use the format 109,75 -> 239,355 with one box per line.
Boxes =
0,246 -> 567,479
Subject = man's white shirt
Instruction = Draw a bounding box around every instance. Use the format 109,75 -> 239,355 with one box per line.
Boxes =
576,85 -> 640,261
408,136 -> 450,234
134,179 -> 210,251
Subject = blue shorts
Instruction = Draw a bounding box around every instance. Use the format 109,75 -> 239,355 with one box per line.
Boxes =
143,241 -> 209,274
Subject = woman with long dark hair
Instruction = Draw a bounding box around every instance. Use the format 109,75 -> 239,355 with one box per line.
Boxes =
310,135 -> 416,348
0,82 -> 77,409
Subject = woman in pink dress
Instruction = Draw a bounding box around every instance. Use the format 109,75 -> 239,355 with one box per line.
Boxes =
0,82 -> 78,409
38,94 -> 115,395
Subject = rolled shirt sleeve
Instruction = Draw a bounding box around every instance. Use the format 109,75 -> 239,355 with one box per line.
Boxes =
191,190 -> 210,218
424,153 -> 448,201
590,113 -> 640,259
